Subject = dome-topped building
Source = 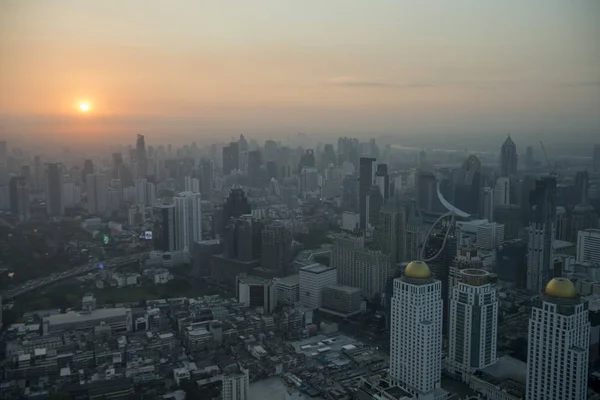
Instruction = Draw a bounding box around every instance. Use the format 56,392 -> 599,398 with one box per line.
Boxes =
544,277 -> 577,299
404,260 -> 432,279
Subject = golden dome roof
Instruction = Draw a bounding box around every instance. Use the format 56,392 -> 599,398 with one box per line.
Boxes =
545,278 -> 577,299
404,260 -> 432,279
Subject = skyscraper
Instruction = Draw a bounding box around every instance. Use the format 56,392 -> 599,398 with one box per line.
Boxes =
526,278 -> 589,400
86,173 -> 108,215
374,202 -> 407,265
153,204 -> 175,253
222,142 -> 239,175
577,228 -> 600,265
173,192 -> 202,252
112,152 -> 123,179
222,186 -> 251,232
331,233 -> 364,287
448,269 -> 498,381
81,159 -> 94,184
390,261 -> 442,398
359,157 -> 376,230
261,221 -> 292,275
247,150 -> 263,187
45,163 -> 64,217
136,134 -> 147,179
526,177 -> 557,293
9,176 -> 30,221
454,155 -> 482,216
500,135 -> 517,176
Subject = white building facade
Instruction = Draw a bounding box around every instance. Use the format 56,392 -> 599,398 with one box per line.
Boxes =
577,228 -> 600,265
526,278 -> 589,400
390,261 -> 443,399
299,264 -> 337,310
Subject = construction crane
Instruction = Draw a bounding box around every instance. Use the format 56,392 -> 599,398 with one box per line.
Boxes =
539,141 -> 557,178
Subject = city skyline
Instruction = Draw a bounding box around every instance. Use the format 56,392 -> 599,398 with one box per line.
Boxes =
1,1 -> 599,147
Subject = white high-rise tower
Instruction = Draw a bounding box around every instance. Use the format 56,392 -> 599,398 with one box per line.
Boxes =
526,277 -> 589,400
390,261 -> 443,399
448,269 -> 498,381
174,191 -> 202,251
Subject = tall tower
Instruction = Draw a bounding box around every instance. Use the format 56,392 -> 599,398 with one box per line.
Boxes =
136,134 -> 147,179
45,163 -> 64,217
500,135 -> 517,177
153,204 -> 175,253
448,269 -> 498,381
359,157 -> 376,230
526,278 -> 589,400
261,221 -> 292,275
390,261 -> 442,399
86,173 -> 108,216
526,176 -> 557,293
374,202 -> 407,265
331,233 -> 364,287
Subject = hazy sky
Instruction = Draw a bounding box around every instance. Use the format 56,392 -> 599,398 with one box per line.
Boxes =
1,1 -> 599,145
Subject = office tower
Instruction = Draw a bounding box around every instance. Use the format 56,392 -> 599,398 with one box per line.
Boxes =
405,203 -> 424,261
128,204 -> 145,225
416,169 -> 438,214
374,202 -> 406,265
45,163 -> 64,217
81,159 -> 94,184
338,137 -> 359,169
247,150 -> 263,187
359,157 -> 376,229
261,221 -> 292,275
526,278 -> 589,400
475,221 -> 504,250
86,173 -> 107,215
184,176 -> 200,193
571,171 -> 599,242
494,177 -> 510,207
112,152 -> 123,179
448,247 -> 483,290
153,204 -> 176,253
494,204 -> 522,240
526,177 -> 557,293
222,186 -> 251,232
448,269 -> 498,381
299,263 -> 337,310
355,249 -> 392,299
454,155 -> 482,216
299,167 -> 319,193
525,146 -> 534,170
577,229 -> 600,265
390,261 -> 442,398
331,233 -> 364,287
9,176 -> 30,221
222,142 -> 239,175
321,144 -> 336,170
374,164 -> 389,201
136,134 -> 147,179
107,188 -> 120,212
33,155 -> 43,191
555,206 -> 569,241
321,285 -> 362,316
297,149 -> 315,173
173,191 -> 203,251
481,187 -> 494,221
145,181 -> 156,206
322,164 -> 342,198
20,165 -> 31,185
594,144 -> 600,173
199,159 -> 213,200
341,175 -> 358,212
62,179 -> 78,208
224,215 -> 260,262
496,239 -> 528,287
500,135 -> 517,176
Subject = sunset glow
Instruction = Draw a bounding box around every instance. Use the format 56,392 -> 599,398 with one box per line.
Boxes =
78,102 -> 90,113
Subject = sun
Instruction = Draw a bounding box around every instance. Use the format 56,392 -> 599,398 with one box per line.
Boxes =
79,102 -> 90,113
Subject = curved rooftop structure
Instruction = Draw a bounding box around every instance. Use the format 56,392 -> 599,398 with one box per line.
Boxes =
435,174 -> 471,218
545,278 -> 577,299
404,260 -> 432,279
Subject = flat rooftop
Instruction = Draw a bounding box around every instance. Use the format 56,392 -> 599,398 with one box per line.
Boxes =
275,274 -> 299,286
479,355 -> 527,385
44,308 -> 129,326
324,284 -> 361,294
300,263 -> 335,274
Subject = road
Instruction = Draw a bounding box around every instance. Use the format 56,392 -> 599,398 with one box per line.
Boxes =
1,252 -> 150,300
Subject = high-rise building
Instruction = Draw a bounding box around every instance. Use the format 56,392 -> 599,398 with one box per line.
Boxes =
45,163 -> 64,217
500,135 -> 517,176
390,261 -> 443,398
331,233 -> 364,287
454,155 -> 482,216
9,176 -> 30,221
496,239 -> 528,287
375,163 -> 390,201
341,175 -> 359,212
81,159 -> 94,184
526,278 -> 589,400
112,152 -> 123,179
359,157 -> 376,230
355,249 -> 392,299
526,177 -> 557,293
448,269 -> 498,381
153,204 -> 175,253
261,221 -> 292,275
136,134 -> 147,179
222,186 -> 251,232
299,167 -> 319,193
174,192 -> 203,252
222,142 -> 239,175
184,176 -> 200,193
86,173 -> 108,215
374,203 -> 407,265
577,228 -> 600,265
480,187 -> 494,221
199,159 -> 213,200
299,263 -> 337,310
494,177 -> 510,207
416,169 -> 439,214
247,150 -> 263,187
236,275 -> 277,313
